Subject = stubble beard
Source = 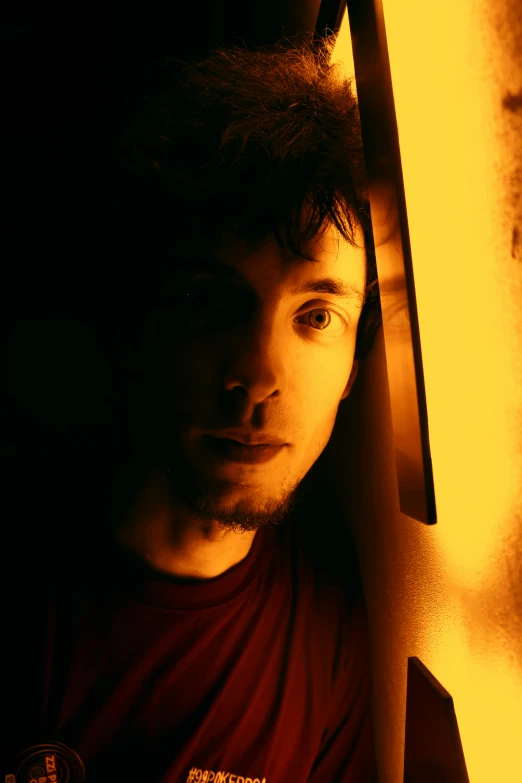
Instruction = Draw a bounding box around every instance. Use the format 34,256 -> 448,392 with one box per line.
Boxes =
163,450 -> 302,534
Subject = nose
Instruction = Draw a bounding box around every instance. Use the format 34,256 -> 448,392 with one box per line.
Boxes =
221,311 -> 288,405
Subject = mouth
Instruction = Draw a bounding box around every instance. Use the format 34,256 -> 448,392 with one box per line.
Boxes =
202,435 -> 286,465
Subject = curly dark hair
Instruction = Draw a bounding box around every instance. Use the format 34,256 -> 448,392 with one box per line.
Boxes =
105,31 -> 381,360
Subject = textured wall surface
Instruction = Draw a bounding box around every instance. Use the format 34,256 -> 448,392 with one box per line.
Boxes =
326,1 -> 522,780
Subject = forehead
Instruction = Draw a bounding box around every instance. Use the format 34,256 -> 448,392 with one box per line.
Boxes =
171,222 -> 367,293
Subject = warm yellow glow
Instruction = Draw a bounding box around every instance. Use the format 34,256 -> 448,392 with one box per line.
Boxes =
332,5 -> 522,782
381,1 -> 522,582
382,1 -> 522,780
330,10 -> 356,95
428,640 -> 522,783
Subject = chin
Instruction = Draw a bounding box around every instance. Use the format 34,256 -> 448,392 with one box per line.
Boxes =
173,472 -> 301,533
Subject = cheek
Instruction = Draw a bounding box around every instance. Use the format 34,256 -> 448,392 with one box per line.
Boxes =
159,343 -> 221,411
292,359 -> 349,436
303,345 -> 354,400
296,349 -> 354,438
306,385 -> 343,440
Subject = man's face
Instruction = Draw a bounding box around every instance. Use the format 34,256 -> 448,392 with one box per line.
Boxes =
126,222 -> 367,533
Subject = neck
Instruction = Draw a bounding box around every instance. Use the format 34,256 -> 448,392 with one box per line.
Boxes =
109,463 -> 257,580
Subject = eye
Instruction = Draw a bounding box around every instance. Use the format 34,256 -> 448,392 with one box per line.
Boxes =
163,280 -> 254,331
306,308 -> 331,330
297,306 -> 346,334
183,282 -> 224,327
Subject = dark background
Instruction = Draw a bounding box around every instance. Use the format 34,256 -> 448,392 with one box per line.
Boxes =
1,0 -> 345,495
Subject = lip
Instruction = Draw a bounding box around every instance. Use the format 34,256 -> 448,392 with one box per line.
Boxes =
203,435 -> 286,465
207,430 -> 287,447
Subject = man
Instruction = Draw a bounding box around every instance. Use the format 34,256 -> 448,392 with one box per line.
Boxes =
3,33 -> 381,782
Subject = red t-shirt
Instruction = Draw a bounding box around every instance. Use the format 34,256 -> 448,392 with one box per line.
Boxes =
3,452 -> 377,783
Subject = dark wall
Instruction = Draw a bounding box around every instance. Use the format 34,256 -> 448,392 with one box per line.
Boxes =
1,0 -> 337,484
2,1 -> 311,198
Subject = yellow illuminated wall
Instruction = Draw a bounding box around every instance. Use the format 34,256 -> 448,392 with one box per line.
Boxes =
327,4 -> 522,781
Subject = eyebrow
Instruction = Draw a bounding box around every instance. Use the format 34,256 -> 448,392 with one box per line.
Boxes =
290,277 -> 366,308
180,256 -> 366,308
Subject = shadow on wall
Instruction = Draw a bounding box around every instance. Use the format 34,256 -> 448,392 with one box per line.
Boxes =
322,324 -> 427,781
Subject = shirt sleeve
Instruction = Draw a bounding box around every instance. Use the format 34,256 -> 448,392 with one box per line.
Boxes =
307,592 -> 378,783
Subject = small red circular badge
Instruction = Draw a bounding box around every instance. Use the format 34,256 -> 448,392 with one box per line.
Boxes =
7,741 -> 85,783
